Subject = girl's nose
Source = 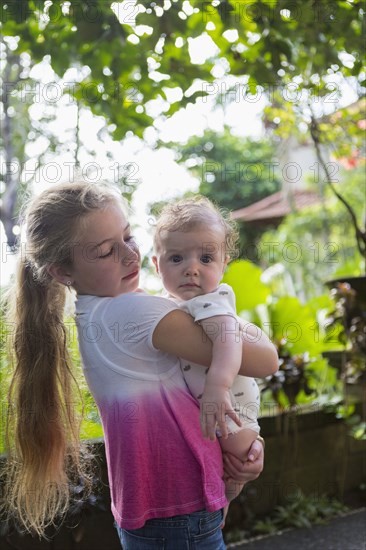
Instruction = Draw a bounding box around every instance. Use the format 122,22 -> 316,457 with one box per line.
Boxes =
121,242 -> 139,265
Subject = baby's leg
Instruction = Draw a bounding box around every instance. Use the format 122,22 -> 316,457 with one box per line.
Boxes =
220,428 -> 259,502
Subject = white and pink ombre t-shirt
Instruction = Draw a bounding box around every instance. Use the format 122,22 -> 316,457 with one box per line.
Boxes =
75,292 -> 227,530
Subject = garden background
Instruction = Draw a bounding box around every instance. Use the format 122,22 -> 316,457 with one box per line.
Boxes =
0,1 -> 365,548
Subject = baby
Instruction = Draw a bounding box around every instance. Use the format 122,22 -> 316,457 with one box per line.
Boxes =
152,196 -> 261,502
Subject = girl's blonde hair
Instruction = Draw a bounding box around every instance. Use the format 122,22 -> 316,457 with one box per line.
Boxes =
2,181 -> 126,536
153,195 -> 239,256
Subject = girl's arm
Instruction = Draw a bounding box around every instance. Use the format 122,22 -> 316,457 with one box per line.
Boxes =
152,309 -> 278,377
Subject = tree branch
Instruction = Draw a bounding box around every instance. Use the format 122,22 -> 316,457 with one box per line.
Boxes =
309,115 -> 366,263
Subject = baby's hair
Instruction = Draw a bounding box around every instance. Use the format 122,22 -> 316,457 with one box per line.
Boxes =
153,195 -> 239,256
2,181 -> 127,536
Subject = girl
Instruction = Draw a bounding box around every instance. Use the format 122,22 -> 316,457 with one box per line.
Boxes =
3,181 -> 278,549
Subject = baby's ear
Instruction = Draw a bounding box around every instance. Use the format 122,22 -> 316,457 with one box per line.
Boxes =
152,255 -> 159,274
223,254 -> 230,271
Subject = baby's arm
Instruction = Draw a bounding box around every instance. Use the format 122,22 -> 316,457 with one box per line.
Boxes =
199,314 -> 242,441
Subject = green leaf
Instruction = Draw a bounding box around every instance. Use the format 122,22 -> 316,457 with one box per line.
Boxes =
269,297 -> 323,355
222,260 -> 270,312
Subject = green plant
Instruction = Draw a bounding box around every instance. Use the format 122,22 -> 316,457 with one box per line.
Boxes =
253,492 -> 349,535
326,281 -> 366,383
258,165 -> 365,300
261,344 -> 314,409
223,260 -> 339,409
224,491 -> 350,544
325,279 -> 366,440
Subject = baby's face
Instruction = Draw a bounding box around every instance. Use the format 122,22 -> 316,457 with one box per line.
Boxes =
153,224 -> 229,300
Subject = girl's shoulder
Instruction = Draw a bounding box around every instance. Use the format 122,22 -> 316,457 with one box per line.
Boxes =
75,292 -> 178,318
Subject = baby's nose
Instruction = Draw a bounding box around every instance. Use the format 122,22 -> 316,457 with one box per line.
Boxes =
185,262 -> 199,275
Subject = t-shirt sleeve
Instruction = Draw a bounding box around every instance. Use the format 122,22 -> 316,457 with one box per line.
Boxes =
103,293 -> 179,354
180,283 -> 237,322
145,296 -> 180,351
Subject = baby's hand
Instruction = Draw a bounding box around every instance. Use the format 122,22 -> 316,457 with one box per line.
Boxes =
200,383 -> 241,441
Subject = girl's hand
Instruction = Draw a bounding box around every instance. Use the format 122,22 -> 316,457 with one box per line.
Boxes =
223,439 -> 264,484
200,383 -> 241,441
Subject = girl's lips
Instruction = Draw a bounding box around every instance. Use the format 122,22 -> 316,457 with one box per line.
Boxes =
123,270 -> 139,280
180,283 -> 200,287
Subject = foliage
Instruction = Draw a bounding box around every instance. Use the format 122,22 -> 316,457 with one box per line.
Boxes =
222,258 -> 270,311
224,491 -> 349,543
327,281 -> 366,361
310,112 -> 366,261
0,41 -> 140,246
258,164 -> 366,300
263,99 -> 366,269
258,297 -> 338,409
322,274 -> 366,441
160,127 -> 281,250
252,492 -> 349,535
261,343 -> 313,409
2,0 -> 364,244
0,45 -> 51,247
326,277 -> 366,441
2,1 -> 364,137
222,259 -> 340,409
0,313 -> 11,454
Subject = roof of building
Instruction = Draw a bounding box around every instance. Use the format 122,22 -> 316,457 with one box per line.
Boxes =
231,189 -> 321,224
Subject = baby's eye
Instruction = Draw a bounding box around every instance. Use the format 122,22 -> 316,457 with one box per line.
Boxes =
170,254 -> 183,263
201,255 -> 213,264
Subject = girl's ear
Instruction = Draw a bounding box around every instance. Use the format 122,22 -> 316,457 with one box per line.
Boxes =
47,264 -> 74,286
152,255 -> 159,274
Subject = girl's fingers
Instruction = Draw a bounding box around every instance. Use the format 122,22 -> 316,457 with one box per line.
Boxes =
224,453 -> 243,472
223,459 -> 238,479
247,439 -> 263,462
223,448 -> 264,482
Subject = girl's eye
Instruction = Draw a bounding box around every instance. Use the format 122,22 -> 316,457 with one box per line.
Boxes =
99,246 -> 115,259
201,255 -> 213,264
125,235 -> 137,249
99,236 -> 136,259
170,255 -> 182,263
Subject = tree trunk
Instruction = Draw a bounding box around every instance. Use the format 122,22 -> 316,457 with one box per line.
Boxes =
0,52 -> 21,248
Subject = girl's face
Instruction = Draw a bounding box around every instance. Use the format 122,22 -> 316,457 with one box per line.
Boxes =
67,203 -> 140,297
